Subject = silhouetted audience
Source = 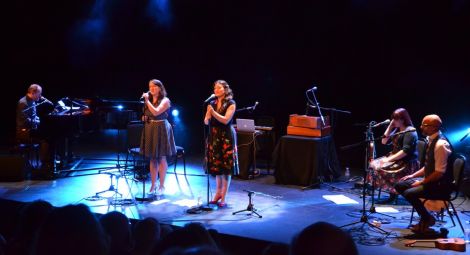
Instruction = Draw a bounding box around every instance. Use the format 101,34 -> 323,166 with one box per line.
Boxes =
262,242 -> 289,255
0,201 -> 365,255
34,204 -> 109,255
181,245 -> 224,255
290,222 -> 358,255
160,224 -> 174,239
152,223 -> 218,254
132,217 -> 160,255
6,200 -> 53,255
100,211 -> 132,255
161,245 -> 224,255
0,233 -> 6,255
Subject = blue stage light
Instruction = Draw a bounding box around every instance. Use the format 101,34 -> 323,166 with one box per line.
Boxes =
447,127 -> 470,144
117,105 -> 124,111
172,109 -> 179,117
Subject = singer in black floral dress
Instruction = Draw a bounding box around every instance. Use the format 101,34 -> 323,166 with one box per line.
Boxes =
204,80 -> 239,207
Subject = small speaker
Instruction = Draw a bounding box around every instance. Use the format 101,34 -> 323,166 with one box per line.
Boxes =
0,154 -> 27,182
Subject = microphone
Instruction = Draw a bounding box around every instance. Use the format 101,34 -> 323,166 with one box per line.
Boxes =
204,94 -> 216,103
388,128 -> 417,137
253,101 -> 259,110
40,96 -> 53,104
140,91 -> 150,100
372,119 -> 390,128
307,86 -> 317,92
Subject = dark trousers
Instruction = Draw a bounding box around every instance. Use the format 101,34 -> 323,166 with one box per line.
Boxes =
16,129 -> 54,171
395,178 -> 452,221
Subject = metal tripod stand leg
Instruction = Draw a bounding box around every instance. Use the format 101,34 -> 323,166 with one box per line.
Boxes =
366,169 -> 396,219
95,173 -> 123,197
232,191 -> 262,218
134,169 -> 155,202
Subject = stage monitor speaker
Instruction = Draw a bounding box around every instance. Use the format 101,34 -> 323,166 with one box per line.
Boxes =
0,154 -> 27,182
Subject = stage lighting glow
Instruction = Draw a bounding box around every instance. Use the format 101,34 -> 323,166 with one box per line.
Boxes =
447,126 -> 470,144
172,109 -> 179,117
147,0 -> 173,29
150,199 -> 170,205
117,105 -> 124,110
172,199 -> 199,207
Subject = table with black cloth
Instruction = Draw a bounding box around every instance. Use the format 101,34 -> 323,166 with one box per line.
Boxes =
273,135 -> 341,187
236,130 -> 261,179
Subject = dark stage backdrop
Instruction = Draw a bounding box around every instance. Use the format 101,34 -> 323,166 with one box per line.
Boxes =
3,0 -> 470,169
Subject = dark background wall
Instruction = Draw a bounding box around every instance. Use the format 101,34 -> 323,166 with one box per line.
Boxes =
3,0 -> 470,169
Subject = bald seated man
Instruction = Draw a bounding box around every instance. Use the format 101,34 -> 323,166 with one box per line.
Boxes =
395,114 -> 454,233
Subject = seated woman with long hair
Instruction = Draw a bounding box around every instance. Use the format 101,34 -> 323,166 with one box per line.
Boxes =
370,108 -> 419,204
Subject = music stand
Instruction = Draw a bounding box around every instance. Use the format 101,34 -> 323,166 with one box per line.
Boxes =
339,122 -> 392,233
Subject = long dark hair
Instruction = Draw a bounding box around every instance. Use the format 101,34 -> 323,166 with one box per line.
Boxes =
213,79 -> 233,102
213,80 -> 234,113
391,108 -> 413,127
149,79 -> 167,103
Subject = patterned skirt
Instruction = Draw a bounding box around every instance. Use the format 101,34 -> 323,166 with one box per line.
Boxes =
206,125 -> 239,176
140,120 -> 176,159
369,157 -> 420,194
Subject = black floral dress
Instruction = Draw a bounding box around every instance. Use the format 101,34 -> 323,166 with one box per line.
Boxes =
206,99 -> 239,176
370,128 -> 420,194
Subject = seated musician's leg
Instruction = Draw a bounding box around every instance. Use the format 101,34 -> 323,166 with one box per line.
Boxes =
375,170 -> 398,204
395,179 -> 435,231
34,131 -> 55,178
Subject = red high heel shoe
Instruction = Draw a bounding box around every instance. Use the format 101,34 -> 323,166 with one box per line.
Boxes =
209,196 -> 221,204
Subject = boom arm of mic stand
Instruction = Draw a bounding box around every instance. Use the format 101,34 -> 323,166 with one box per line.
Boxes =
235,106 -> 254,112
307,104 -> 351,115
340,136 -> 382,151
309,91 -> 325,126
460,131 -> 470,142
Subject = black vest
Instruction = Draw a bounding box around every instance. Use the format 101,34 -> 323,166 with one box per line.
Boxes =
424,134 -> 454,185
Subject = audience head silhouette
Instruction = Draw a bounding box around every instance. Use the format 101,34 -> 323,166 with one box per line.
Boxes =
34,204 -> 109,255
291,222 -> 358,255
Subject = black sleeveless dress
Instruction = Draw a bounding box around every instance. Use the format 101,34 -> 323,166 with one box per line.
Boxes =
140,98 -> 176,159
206,99 -> 239,176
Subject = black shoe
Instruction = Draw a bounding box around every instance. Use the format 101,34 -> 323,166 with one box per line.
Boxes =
410,216 -> 436,233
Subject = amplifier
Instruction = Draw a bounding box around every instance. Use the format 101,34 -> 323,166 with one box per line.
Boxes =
289,114 -> 329,128
287,125 -> 331,137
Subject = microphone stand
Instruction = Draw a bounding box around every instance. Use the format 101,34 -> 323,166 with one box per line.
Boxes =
307,90 -> 325,126
302,99 -> 351,188
340,122 -> 392,234
135,102 -> 153,202
235,104 -> 257,113
22,99 -> 51,113
460,131 -> 470,142
187,100 -> 218,213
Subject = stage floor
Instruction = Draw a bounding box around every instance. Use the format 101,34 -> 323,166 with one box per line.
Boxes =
1,132 -> 469,255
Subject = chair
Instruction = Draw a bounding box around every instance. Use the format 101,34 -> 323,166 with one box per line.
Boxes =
18,143 -> 40,170
408,154 -> 466,235
173,146 -> 186,176
416,139 -> 426,166
125,121 -> 143,173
